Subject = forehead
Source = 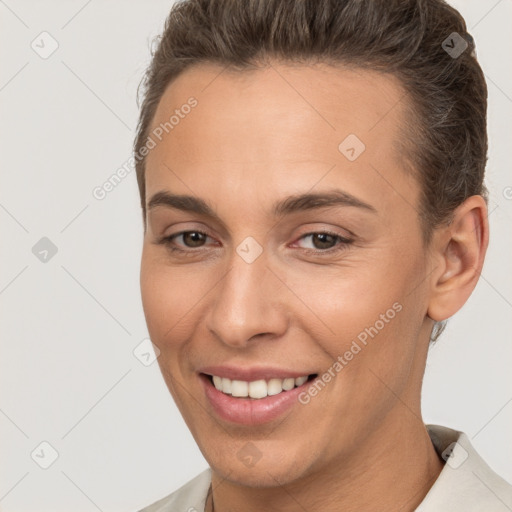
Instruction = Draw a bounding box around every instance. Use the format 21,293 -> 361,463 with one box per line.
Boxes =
144,61 -> 417,216
149,61 -> 408,149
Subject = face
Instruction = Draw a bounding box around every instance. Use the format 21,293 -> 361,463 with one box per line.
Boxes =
140,62 -> 436,486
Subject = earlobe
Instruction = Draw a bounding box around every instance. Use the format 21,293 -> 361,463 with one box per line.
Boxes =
427,195 -> 489,322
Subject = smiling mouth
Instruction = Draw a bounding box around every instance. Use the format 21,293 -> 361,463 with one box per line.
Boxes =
203,373 -> 318,399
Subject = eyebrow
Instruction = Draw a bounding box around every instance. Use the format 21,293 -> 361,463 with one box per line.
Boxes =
147,189 -> 377,221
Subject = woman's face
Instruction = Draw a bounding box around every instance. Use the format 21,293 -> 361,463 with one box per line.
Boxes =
140,62 -> 436,486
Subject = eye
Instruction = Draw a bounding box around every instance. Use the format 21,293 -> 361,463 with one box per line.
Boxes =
157,230 -> 214,253
156,229 -> 353,256
173,231 -> 209,248
293,231 -> 353,253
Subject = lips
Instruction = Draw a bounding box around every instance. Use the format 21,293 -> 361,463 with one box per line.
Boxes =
198,366 -> 318,425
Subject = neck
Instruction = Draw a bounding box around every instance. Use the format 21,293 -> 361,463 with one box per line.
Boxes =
208,413 -> 444,512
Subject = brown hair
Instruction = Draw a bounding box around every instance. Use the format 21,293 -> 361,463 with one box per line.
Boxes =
134,0 -> 488,339
134,0 -> 487,235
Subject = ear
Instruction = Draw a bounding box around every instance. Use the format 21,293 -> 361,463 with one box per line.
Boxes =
427,195 -> 489,322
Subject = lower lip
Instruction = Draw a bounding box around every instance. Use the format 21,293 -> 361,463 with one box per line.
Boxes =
200,374 -> 312,426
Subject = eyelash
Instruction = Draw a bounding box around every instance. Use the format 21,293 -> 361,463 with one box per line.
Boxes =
156,230 -> 353,256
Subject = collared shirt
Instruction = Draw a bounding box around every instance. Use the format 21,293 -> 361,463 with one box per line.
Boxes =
137,424 -> 512,511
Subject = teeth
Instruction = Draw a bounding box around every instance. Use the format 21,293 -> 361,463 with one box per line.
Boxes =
295,375 -> 308,386
212,375 -> 223,391
210,374 -> 310,399
267,378 -> 283,396
231,380 -> 249,397
282,378 -> 295,391
248,380 -> 267,399
221,377 -> 232,394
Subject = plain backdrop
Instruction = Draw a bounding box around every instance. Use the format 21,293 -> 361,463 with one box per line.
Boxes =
1,1 -> 511,511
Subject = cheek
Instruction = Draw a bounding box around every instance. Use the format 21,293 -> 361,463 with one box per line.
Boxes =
140,252 -> 198,403
140,249 -> 193,347
282,262 -> 402,346
284,250 -> 425,383
323,255 -> 428,395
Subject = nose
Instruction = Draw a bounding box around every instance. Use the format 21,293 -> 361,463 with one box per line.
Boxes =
205,248 -> 288,349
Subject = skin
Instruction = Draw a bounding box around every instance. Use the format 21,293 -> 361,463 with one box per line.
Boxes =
140,61 -> 488,512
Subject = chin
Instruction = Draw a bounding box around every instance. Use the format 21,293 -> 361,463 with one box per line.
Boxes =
217,463 -> 305,488
205,442 -> 315,488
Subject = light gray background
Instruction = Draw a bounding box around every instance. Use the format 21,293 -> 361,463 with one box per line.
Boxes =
1,1 -> 511,511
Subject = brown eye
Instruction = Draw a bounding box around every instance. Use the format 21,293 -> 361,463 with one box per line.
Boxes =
156,230 -> 214,253
295,231 -> 352,252
181,231 -> 208,248
310,233 -> 337,250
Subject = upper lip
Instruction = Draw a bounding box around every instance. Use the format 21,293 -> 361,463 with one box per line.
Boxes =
199,365 -> 316,381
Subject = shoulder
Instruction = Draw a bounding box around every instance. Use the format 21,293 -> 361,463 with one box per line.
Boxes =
418,424 -> 512,511
136,468 -> 211,512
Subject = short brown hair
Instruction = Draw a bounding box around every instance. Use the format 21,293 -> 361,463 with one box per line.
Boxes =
134,0 -> 488,239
